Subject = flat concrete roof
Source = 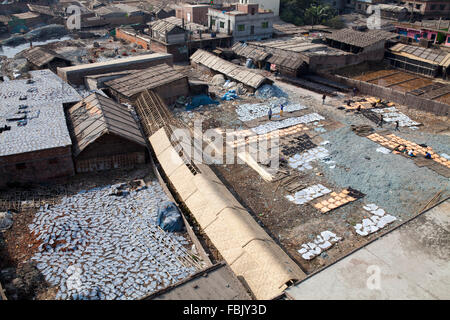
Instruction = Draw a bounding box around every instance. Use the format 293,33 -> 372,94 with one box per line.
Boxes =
142,262 -> 252,300
58,53 -> 172,73
285,199 -> 450,300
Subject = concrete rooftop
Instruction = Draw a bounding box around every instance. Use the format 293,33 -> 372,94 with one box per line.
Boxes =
285,199 -> 450,300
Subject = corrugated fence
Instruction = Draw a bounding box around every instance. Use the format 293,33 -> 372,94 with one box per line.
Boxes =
317,72 -> 450,117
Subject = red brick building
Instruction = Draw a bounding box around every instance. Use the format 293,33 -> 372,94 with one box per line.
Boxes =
115,28 -> 151,50
176,3 -> 210,26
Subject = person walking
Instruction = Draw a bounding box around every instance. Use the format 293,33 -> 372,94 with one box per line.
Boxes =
394,120 -> 399,131
268,108 -> 272,121
378,114 -> 384,128
280,104 -> 284,117
322,94 -> 326,105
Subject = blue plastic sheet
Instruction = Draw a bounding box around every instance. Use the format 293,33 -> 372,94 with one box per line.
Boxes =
186,94 -> 219,110
221,89 -> 239,101
156,201 -> 184,232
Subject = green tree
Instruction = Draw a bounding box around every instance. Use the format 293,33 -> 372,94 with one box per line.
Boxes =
280,0 -> 337,26
304,4 -> 335,25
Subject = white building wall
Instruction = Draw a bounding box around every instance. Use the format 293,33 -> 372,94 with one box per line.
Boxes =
239,0 -> 280,16
208,8 -> 274,42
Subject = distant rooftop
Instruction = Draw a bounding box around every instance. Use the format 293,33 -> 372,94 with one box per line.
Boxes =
12,11 -> 40,20
58,53 -> 171,73
149,16 -> 208,32
250,36 -> 350,57
326,29 -> 398,48
0,70 -> 81,157
22,46 -> 71,68
389,43 -> 450,67
105,63 -> 187,98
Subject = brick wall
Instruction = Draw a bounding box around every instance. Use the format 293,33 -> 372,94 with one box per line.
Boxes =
176,6 -> 209,25
75,134 -> 147,172
0,146 -> 75,187
317,71 -> 450,116
115,28 -> 150,49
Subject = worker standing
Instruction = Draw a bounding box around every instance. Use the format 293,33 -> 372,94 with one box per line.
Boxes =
268,108 -> 272,121
394,120 -> 400,131
322,94 -> 326,105
378,114 -> 384,128
280,104 -> 284,117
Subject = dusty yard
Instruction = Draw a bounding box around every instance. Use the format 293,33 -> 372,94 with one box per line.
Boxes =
172,67 -> 450,275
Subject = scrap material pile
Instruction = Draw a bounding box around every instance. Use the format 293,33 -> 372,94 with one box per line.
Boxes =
342,97 -> 421,128
285,184 -> 332,205
372,107 -> 421,128
298,231 -> 342,261
312,188 -> 365,214
28,181 -> 200,300
236,102 -> 307,122
367,133 -> 450,168
354,204 -> 397,237
287,146 -> 330,171
251,113 -> 325,135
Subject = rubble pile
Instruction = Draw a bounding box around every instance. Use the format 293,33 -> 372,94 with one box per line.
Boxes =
285,184 -> 332,205
28,182 -> 199,300
251,113 -> 325,135
255,84 -> 288,99
354,204 -> 397,236
298,231 -> 342,260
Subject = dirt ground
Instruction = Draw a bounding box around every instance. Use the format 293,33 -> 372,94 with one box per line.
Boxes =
171,67 -> 449,275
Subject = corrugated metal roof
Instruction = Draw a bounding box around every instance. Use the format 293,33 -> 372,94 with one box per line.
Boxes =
149,16 -> 207,33
12,11 -> 40,20
190,49 -> 271,89
27,4 -> 56,17
232,42 -> 271,62
389,43 -> 450,66
105,63 -> 187,98
67,93 -> 146,156
326,29 -> 397,48
149,18 -> 184,34
22,46 -> 70,68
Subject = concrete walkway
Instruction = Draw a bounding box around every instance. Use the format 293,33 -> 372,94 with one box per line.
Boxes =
285,199 -> 450,300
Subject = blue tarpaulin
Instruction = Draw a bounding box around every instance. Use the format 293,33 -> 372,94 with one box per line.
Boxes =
221,89 -> 239,101
156,201 -> 184,232
186,94 -> 219,110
